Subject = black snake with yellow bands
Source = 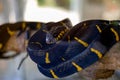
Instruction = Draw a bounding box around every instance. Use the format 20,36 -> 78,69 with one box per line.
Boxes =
0,18 -> 120,78
27,19 -> 120,78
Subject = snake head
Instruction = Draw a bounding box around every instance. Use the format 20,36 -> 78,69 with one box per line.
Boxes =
45,18 -> 72,44
45,23 -> 70,44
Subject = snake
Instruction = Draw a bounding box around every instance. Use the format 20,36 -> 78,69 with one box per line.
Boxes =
27,19 -> 120,78
0,18 -> 119,78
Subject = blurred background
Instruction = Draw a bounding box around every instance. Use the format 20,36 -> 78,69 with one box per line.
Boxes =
0,0 -> 120,80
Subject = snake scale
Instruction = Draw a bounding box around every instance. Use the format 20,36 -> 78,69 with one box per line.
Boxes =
0,18 -> 120,78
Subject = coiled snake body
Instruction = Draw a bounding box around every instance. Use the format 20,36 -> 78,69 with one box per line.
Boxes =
27,19 -> 120,78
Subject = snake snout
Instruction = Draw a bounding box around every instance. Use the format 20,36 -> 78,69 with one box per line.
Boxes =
46,33 -> 56,44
